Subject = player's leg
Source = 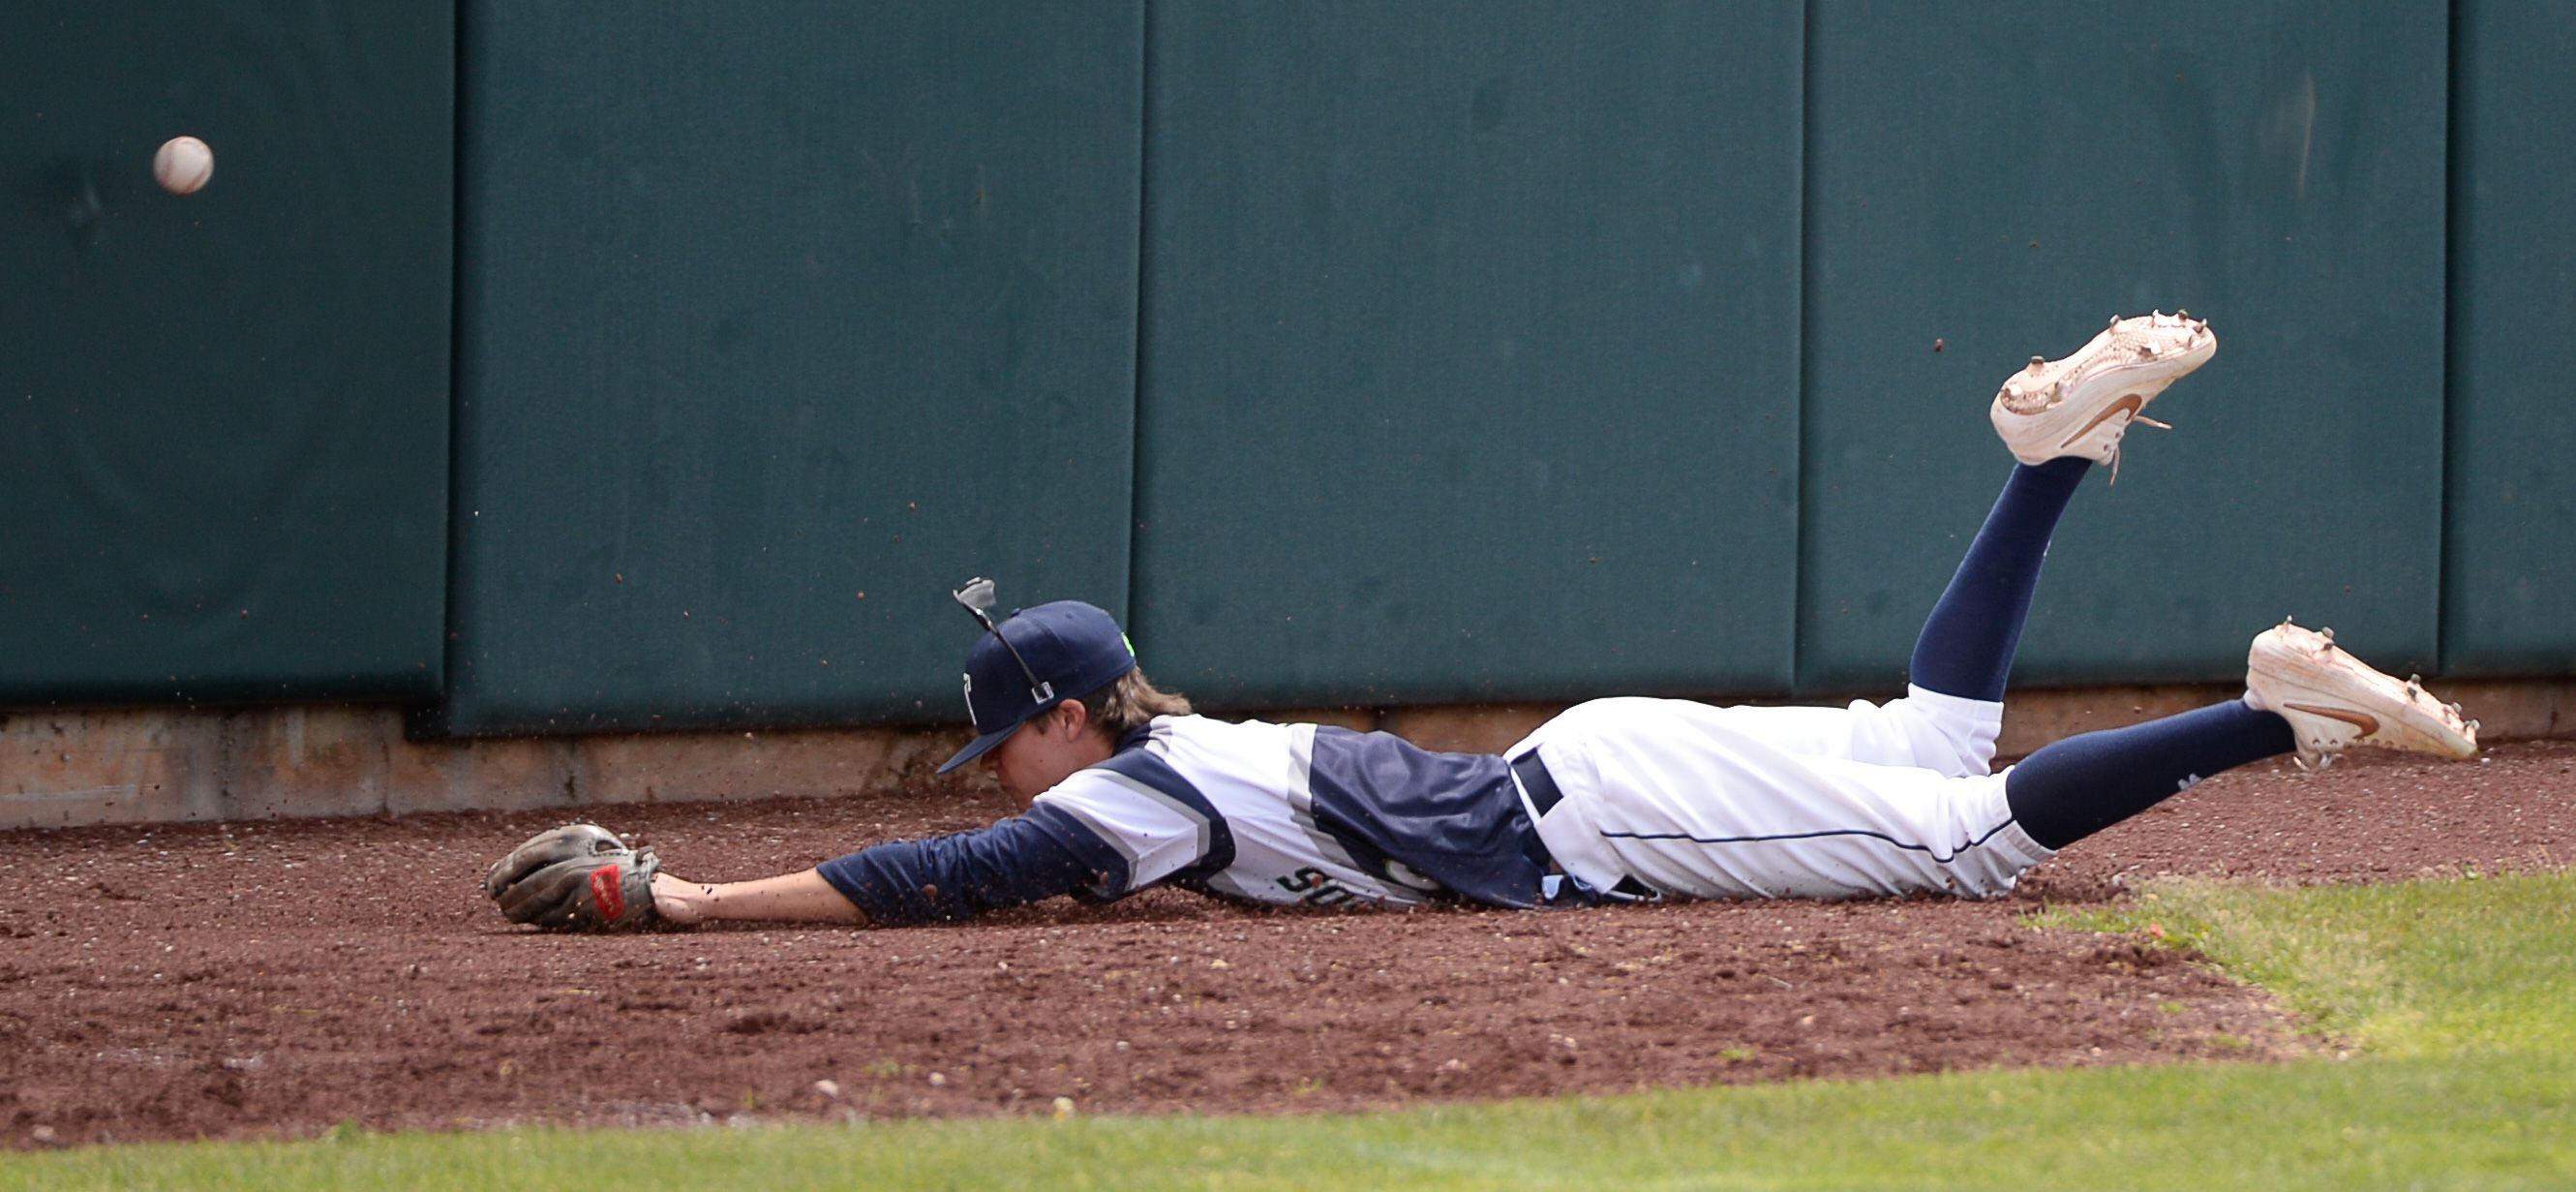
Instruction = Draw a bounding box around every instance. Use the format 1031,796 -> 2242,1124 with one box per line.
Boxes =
1860,455 -> 2091,776
2004,622 -> 2478,850
1902,455 -> 2090,709
1915,313 -> 2222,703
1852,313 -> 2222,776
1516,623 -> 2475,902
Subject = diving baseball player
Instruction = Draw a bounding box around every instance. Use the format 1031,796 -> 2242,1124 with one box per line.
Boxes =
484,313 -> 2481,931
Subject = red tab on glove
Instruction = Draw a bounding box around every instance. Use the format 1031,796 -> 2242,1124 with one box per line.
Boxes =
590,864 -> 625,921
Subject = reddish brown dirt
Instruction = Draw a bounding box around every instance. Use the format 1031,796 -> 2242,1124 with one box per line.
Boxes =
4,741 -> 2571,1148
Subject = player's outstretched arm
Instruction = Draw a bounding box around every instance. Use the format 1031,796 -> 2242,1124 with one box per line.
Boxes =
486,794 -> 1149,932
640,811 -> 1132,929
650,869 -> 866,926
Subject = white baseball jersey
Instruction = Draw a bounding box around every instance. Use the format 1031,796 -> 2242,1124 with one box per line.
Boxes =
1030,715 -> 1546,909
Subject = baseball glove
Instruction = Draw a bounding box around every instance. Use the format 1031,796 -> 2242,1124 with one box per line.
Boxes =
483,823 -> 661,932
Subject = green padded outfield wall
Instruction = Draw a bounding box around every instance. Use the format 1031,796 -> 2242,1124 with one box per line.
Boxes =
1798,2 -> 2448,695
1133,2 -> 1803,707
427,3 -> 1142,734
2442,0 -> 2576,676
0,2 -> 453,704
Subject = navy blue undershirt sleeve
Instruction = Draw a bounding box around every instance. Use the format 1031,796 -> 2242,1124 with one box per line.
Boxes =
813,805 -> 1133,926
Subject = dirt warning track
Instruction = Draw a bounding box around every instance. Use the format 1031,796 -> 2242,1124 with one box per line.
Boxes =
4,742 -> 2569,1148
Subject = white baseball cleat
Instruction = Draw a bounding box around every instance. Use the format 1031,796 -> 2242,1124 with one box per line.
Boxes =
1990,311 -> 2217,480
2244,621 -> 2479,768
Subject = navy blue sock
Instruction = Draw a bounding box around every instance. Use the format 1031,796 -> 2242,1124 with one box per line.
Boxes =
1907,456 -> 2093,701
2005,701 -> 2298,850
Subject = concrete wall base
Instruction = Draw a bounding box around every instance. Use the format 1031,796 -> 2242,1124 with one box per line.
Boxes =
0,707 -> 974,830
9,679 -> 2571,830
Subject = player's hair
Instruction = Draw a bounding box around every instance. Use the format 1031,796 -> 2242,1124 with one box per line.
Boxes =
1077,668 -> 1193,738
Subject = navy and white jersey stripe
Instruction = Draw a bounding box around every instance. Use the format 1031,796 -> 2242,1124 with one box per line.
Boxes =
1304,725 -> 1545,906
1036,745 -> 1237,899
1032,716 -> 1547,910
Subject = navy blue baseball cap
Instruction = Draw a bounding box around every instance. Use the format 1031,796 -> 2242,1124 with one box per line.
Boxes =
935,597 -> 1137,775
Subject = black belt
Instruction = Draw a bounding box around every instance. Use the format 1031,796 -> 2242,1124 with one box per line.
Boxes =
1511,749 -> 1654,902
1511,749 -> 1565,816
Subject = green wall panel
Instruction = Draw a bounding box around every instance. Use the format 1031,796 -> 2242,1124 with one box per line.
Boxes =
1800,2 -> 2447,695
2441,0 -> 2576,676
428,2 -> 1141,735
1135,1 -> 1803,708
0,2 -> 453,704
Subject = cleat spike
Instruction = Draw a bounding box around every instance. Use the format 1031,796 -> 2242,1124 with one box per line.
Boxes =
2135,414 -> 2173,431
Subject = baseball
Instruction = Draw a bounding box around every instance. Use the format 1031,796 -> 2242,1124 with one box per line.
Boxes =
153,136 -> 214,195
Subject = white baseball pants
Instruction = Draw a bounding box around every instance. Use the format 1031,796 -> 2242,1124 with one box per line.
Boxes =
1505,688 -> 2056,901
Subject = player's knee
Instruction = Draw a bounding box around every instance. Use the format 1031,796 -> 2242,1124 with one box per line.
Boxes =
1911,724 -> 1998,778
1886,693 -> 2002,778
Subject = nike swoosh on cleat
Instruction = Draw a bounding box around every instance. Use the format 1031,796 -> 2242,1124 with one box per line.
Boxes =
2056,393 -> 2146,449
2284,703 -> 2379,735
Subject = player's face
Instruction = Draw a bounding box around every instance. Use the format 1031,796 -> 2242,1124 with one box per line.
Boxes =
984,709 -> 1098,800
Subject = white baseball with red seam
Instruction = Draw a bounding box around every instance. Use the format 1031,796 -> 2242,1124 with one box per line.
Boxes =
154,136 -> 214,195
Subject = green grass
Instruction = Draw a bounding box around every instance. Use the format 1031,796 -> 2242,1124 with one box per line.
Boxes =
12,873 -> 2576,1192
2054,871 -> 2576,1059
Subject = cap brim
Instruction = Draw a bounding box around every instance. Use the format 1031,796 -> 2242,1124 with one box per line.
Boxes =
934,724 -> 1019,775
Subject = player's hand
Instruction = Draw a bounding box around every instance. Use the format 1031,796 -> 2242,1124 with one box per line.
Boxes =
651,871 -> 715,926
